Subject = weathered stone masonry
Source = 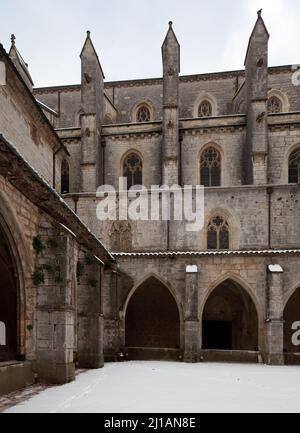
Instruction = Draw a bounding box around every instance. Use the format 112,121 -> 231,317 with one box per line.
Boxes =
1,10 -> 300,396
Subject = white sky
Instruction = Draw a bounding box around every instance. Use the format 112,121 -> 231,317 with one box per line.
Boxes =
1,0 -> 299,87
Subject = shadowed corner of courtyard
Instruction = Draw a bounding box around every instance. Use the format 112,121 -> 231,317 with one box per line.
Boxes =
0,369 -> 87,413
0,384 -> 49,413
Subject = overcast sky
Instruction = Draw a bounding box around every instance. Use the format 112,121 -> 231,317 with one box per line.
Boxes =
1,0 -> 299,87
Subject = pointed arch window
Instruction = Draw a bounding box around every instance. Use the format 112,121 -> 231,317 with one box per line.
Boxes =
61,159 -> 70,194
289,148 -> 300,184
207,216 -> 229,250
198,100 -> 212,118
136,105 -> 151,122
123,153 -> 143,189
267,96 -> 282,114
200,147 -> 221,187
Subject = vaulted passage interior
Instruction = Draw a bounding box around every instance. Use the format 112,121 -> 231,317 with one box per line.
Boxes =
0,225 -> 18,362
284,288 -> 300,363
202,280 -> 258,351
125,277 -> 180,360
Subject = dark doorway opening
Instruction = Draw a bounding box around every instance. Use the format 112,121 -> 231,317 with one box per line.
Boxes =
202,279 -> 258,351
125,277 -> 180,359
203,321 -> 232,350
0,225 -> 18,362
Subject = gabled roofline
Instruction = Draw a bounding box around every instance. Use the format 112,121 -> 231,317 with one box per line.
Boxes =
32,65 -> 295,94
0,44 -> 69,157
9,44 -> 34,86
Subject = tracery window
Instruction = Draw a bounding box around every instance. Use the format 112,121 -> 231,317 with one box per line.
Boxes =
123,153 -> 143,189
198,100 -> 212,118
136,105 -> 151,122
267,96 -> 282,114
61,159 -> 70,194
110,221 -> 132,252
200,147 -> 221,187
289,148 -> 300,184
207,216 -> 230,250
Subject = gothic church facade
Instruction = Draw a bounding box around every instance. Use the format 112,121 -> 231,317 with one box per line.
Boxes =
0,11 -> 300,393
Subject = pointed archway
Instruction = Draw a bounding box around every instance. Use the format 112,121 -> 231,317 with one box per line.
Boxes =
0,224 -> 18,362
284,287 -> 300,365
202,279 -> 259,352
125,276 -> 181,360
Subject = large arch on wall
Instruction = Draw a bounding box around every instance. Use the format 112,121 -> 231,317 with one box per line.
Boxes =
283,285 -> 300,361
0,197 -> 30,361
122,273 -> 182,360
200,274 -> 262,352
0,190 -> 30,359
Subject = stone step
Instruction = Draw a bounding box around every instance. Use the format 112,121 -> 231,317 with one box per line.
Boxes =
0,362 -> 34,396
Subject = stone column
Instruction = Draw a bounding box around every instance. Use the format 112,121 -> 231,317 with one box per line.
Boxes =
184,265 -> 199,362
265,264 -> 284,365
244,11 -> 269,185
102,265 -> 120,361
35,224 -> 76,384
80,31 -> 105,192
76,251 -> 104,369
162,22 -> 180,186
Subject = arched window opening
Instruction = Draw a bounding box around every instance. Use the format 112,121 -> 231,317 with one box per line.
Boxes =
61,159 -> 70,194
288,148 -> 300,184
207,216 -> 229,250
123,153 -> 143,189
200,147 -> 221,187
136,105 -> 151,122
198,100 -> 212,118
267,96 -> 282,114
0,322 -> 6,346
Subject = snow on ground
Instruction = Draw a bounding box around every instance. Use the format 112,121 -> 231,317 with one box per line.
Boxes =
4,362 -> 300,413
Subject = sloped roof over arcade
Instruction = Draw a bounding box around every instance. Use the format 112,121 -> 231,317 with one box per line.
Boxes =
113,249 -> 300,258
0,133 -> 115,264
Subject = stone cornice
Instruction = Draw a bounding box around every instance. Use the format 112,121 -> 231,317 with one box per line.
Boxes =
33,65 -> 294,94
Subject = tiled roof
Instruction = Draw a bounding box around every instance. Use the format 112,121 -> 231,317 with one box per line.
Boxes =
113,249 -> 300,258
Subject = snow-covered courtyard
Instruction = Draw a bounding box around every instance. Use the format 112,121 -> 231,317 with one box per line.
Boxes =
3,362 -> 300,413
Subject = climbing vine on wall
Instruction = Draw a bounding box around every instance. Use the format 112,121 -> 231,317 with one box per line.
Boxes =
32,235 -> 63,286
